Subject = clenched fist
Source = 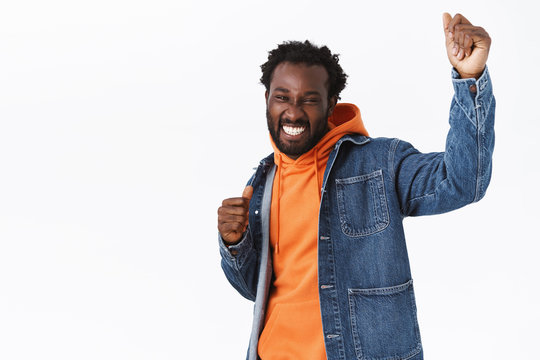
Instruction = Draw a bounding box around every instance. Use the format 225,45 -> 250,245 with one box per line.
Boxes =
443,13 -> 491,79
218,186 -> 254,246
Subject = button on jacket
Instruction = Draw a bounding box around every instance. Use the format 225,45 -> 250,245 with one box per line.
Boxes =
219,68 -> 495,360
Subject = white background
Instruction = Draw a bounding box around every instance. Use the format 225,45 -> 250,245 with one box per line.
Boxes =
1,0 -> 539,359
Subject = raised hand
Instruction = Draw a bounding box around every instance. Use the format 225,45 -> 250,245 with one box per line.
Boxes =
218,186 -> 253,245
443,13 -> 491,79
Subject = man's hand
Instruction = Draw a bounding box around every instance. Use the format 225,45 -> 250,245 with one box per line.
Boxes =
218,186 -> 253,246
443,13 -> 491,79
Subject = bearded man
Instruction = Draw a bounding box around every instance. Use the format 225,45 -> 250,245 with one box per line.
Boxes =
218,13 -> 494,360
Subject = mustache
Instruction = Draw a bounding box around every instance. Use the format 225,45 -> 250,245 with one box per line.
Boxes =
279,117 -> 309,127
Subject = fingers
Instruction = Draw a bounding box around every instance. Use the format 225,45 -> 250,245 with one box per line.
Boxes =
444,13 -> 473,61
218,201 -> 249,244
218,186 -> 253,244
218,203 -> 248,216
443,13 -> 490,62
443,12 -> 490,79
446,13 -> 472,34
451,24 -> 475,60
218,222 -> 247,244
222,196 -> 249,208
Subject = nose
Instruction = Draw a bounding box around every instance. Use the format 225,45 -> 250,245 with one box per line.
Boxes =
283,102 -> 305,123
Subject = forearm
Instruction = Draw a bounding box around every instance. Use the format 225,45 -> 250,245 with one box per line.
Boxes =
218,230 -> 259,301
449,66 -> 495,201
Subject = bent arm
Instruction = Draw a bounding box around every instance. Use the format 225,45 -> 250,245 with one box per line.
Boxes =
393,67 -> 495,216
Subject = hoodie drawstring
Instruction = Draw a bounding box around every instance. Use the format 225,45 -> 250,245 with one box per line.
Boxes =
314,148 -> 321,203
275,153 -> 282,254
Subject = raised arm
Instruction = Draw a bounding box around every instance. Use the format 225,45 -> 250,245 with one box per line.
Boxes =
393,13 -> 495,216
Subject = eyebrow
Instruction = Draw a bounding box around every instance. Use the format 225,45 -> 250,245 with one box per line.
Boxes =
273,87 -> 322,96
273,87 -> 289,93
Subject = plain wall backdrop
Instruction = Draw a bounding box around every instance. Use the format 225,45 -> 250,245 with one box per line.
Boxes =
1,0 -> 539,359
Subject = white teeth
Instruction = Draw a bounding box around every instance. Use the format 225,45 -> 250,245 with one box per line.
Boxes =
282,125 -> 306,136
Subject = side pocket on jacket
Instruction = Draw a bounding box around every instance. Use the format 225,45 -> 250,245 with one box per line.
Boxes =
348,280 -> 422,360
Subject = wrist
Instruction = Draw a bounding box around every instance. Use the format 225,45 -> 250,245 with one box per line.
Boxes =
456,66 -> 485,80
223,238 -> 241,247
220,232 -> 244,247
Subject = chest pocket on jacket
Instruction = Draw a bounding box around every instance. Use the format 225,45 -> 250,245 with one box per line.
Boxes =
336,169 -> 389,237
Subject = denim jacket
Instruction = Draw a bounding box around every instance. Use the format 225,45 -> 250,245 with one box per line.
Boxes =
219,68 -> 495,360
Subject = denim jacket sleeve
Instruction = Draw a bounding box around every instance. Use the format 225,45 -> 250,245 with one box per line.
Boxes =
218,230 -> 259,301
391,67 -> 495,216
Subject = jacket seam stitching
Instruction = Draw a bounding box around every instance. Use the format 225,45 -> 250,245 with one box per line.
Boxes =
406,177 -> 449,208
473,99 -> 483,202
454,96 -> 475,127
233,259 -> 256,300
233,231 -> 257,300
389,138 -> 399,182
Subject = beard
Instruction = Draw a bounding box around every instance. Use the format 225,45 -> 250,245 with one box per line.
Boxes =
266,109 -> 329,158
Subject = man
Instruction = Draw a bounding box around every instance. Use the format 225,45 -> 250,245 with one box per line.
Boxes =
217,13 -> 494,360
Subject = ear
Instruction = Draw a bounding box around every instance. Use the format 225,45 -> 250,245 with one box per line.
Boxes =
265,90 -> 269,103
327,96 -> 338,115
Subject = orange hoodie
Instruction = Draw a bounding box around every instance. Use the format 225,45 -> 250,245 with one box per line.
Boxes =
258,103 -> 368,359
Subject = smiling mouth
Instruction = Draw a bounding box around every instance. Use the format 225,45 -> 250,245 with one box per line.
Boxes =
282,125 -> 306,136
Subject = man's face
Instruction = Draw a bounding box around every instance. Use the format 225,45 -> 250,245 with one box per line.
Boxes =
266,62 -> 336,159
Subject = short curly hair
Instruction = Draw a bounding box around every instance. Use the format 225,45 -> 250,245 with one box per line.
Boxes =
260,40 -> 348,100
